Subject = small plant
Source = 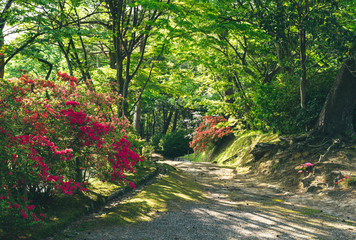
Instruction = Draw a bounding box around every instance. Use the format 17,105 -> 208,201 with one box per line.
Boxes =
142,144 -> 155,160
336,176 -> 356,187
150,133 -> 165,152
295,162 -> 314,173
160,130 -> 191,158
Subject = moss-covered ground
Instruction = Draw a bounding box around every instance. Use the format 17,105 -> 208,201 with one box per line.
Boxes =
184,131 -> 279,168
76,170 -> 205,230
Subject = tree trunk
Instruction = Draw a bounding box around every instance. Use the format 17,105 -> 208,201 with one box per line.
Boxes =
162,110 -> 174,134
314,59 -> 356,136
224,76 -> 235,104
171,108 -> 179,132
134,98 -> 142,135
298,0 -> 308,109
109,52 -> 116,69
0,40 -> 4,79
152,110 -> 156,136
299,27 -> 307,109
0,0 -> 15,78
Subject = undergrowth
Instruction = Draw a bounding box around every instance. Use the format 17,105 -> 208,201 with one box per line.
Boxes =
0,161 -> 158,240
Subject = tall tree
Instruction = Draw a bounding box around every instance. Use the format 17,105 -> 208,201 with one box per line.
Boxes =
314,58 -> 356,136
0,0 -> 15,78
104,0 -> 170,117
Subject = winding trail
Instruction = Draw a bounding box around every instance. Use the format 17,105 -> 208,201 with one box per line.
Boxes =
56,160 -> 356,240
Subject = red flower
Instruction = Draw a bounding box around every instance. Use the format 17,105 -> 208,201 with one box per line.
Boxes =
21,210 -> 28,219
129,181 -> 136,189
26,205 -> 36,211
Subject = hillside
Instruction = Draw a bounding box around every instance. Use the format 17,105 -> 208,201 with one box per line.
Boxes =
184,131 -> 356,193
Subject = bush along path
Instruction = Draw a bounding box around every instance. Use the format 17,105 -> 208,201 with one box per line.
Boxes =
48,160 -> 355,240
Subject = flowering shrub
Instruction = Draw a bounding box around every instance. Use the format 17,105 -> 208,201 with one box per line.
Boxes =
0,72 -> 143,227
295,162 -> 314,173
336,176 -> 356,186
189,116 -> 232,153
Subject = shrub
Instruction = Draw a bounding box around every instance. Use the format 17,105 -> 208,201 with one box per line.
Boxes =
142,144 -> 155,160
0,73 -> 143,228
336,176 -> 356,188
190,116 -> 232,153
150,133 -> 165,152
160,130 -> 191,158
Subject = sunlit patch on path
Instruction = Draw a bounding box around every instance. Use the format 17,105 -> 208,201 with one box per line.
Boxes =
53,160 -> 356,240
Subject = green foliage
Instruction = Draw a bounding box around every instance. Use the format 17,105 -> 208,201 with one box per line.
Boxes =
141,143 -> 155,160
250,69 -> 335,133
1,0 -> 355,153
151,133 -> 165,152
160,130 -> 191,158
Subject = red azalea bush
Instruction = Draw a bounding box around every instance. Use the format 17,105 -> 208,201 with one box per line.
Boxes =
189,116 -> 232,153
0,72 -> 143,227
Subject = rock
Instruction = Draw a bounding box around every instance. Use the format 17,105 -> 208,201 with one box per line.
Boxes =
251,143 -> 277,161
307,185 -> 322,193
326,171 -> 344,186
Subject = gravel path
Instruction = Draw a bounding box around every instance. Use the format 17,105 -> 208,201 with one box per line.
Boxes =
55,160 -> 356,240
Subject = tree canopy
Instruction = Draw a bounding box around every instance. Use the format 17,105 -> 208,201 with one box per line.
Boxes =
1,0 -> 355,135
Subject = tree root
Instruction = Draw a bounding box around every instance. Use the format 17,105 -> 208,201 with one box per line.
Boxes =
318,139 -> 341,162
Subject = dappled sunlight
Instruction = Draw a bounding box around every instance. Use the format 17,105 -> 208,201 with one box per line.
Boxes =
58,161 -> 356,240
155,160 -> 356,239
167,199 -> 349,239
76,170 -> 206,230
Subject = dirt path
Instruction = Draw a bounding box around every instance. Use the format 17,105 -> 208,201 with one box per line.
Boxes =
54,160 -> 356,240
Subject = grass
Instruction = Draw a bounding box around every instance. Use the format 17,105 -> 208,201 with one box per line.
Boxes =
0,161 -> 158,240
183,149 -> 214,162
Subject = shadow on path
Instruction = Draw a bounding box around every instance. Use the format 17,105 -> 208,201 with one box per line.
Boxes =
56,160 -> 356,240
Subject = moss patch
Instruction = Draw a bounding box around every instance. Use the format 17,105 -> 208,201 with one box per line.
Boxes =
299,207 -> 323,216
185,131 -> 279,168
77,169 -> 205,230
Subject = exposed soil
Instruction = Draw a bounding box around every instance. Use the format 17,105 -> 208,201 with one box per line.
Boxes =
49,159 -> 356,240
246,138 -> 356,218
